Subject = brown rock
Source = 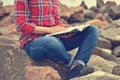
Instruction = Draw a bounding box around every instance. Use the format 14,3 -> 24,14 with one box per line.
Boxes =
0,16 -> 13,27
0,1 -> 3,7
106,1 -> 117,6
85,19 -> 109,31
2,24 -> 17,35
25,66 -> 61,80
60,5 -> 84,21
97,0 -> 105,8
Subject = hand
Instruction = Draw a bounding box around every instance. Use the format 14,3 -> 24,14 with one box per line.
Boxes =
59,33 -> 76,38
48,26 -> 66,33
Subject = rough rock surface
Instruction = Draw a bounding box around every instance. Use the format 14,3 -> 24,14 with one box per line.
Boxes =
71,71 -> 120,80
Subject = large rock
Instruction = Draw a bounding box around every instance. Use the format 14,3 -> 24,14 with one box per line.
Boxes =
26,66 -> 61,80
84,9 -> 96,19
112,65 -> 120,76
97,0 -> 104,8
97,37 -> 112,49
93,47 -> 120,64
109,6 -> 120,20
112,46 -> 120,57
101,25 -> 120,48
0,35 -> 69,80
106,1 -> 117,6
88,55 -> 117,73
80,1 -> 88,9
71,71 -> 120,80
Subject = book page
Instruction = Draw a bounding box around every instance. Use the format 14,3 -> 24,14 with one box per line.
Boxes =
46,24 -> 90,36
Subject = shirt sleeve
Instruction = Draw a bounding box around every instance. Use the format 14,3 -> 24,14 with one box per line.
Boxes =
52,0 -> 64,27
14,0 -> 36,36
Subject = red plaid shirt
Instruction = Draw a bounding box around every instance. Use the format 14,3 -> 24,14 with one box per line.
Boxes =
14,0 -> 63,48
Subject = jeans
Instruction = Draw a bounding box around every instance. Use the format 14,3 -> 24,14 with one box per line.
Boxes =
23,25 -> 100,65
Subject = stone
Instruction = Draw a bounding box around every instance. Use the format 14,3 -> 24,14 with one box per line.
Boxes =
0,35 -> 69,80
2,24 -> 17,35
112,65 -> 120,76
97,37 -> 112,49
71,71 -> 120,80
106,1 -> 117,6
80,1 -> 88,9
68,13 -> 86,24
92,47 -> 120,64
25,66 -> 61,80
112,46 -> 120,57
88,55 -> 117,73
109,6 -> 120,20
97,0 -> 105,8
101,25 -> 120,48
89,7 -> 101,13
85,19 -> 109,31
84,9 -> 96,19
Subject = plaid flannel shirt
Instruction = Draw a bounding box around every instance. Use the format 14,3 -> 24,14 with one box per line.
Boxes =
14,0 -> 63,48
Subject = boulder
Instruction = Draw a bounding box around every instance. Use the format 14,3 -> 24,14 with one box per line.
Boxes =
0,35 -> 69,80
109,6 -> 120,20
89,7 -> 101,13
97,37 -> 112,49
112,46 -> 120,57
97,0 -> 105,8
112,65 -> 120,76
106,1 -> 117,6
68,13 -> 86,24
80,1 -> 88,9
93,47 -> 120,64
101,25 -> 120,48
88,55 -> 117,73
84,9 -> 96,19
71,71 -> 120,80
25,66 -> 61,80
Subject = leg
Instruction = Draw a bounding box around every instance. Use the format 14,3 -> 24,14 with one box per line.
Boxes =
23,36 -> 71,64
60,25 -> 100,65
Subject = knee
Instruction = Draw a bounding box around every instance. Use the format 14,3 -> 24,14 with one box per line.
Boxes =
43,36 -> 60,47
87,25 -> 100,36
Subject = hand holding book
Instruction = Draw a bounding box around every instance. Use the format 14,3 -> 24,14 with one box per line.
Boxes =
46,24 -> 90,36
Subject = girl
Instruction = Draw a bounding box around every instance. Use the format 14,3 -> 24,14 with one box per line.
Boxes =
14,0 -> 100,79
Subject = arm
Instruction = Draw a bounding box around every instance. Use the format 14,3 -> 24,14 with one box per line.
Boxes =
14,0 -> 36,36
52,0 -> 64,27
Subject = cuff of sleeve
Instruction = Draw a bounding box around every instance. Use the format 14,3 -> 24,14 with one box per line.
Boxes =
21,22 -> 36,36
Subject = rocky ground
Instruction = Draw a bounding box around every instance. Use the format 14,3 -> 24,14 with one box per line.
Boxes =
0,0 -> 120,80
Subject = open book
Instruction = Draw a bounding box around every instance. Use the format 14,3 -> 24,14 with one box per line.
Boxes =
46,24 -> 90,36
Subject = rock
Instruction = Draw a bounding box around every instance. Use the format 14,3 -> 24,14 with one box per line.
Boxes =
101,25 -> 120,48
0,0 -> 3,7
85,19 -> 109,31
97,0 -> 105,8
88,55 -> 117,73
60,6 -> 84,21
80,1 -> 88,9
1,24 -> 17,35
92,47 -> 120,64
0,16 -> 13,27
109,6 -> 120,20
25,66 -> 61,80
112,46 -> 120,57
0,6 -> 9,20
97,37 -> 112,49
0,35 -> 69,80
84,9 -> 96,19
89,7 -> 101,13
114,19 -> 120,26
112,65 -> 120,76
71,71 -> 120,80
106,1 -> 117,6
68,13 -> 86,24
